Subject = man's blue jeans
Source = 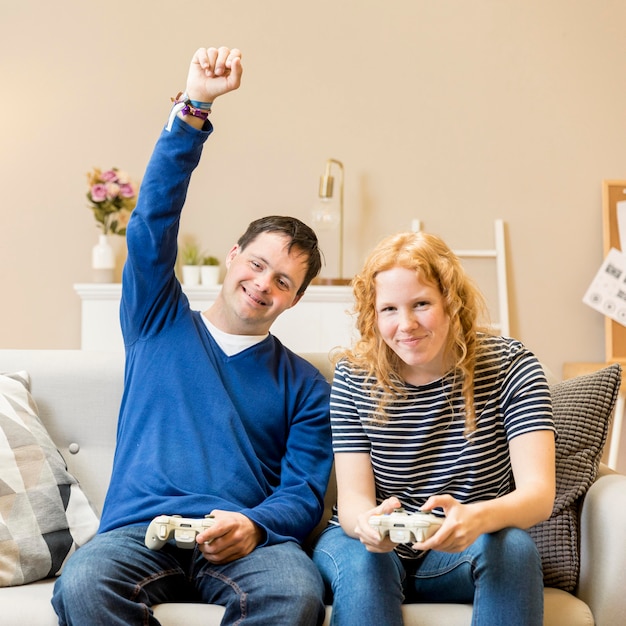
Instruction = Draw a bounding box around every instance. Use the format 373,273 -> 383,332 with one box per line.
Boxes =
52,526 -> 325,625
312,524 -> 544,626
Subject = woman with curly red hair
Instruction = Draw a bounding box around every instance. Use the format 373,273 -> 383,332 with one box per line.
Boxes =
313,230 -> 555,626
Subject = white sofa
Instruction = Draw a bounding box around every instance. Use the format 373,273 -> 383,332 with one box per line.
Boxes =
0,349 -> 625,626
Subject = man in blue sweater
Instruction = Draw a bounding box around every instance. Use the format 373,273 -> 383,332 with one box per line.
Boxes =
53,46 -> 333,625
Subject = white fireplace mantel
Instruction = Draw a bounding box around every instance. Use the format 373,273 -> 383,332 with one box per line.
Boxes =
74,283 -> 356,354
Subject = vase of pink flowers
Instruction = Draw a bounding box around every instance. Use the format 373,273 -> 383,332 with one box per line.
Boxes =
86,167 -> 138,282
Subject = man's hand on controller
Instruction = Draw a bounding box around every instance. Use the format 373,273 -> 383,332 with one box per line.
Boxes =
196,510 -> 263,564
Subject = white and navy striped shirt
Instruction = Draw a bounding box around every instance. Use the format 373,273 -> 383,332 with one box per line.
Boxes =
330,335 -> 554,555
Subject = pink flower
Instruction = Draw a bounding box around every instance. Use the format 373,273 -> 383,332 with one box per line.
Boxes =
100,169 -> 119,183
119,183 -> 135,199
90,183 -> 108,202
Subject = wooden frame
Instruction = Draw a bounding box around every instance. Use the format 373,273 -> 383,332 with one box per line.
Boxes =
602,180 -> 626,363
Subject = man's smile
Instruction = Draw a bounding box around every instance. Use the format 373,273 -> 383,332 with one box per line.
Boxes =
242,285 -> 268,307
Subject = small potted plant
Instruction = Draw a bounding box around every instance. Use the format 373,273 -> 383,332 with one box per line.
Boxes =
180,242 -> 202,286
200,254 -> 220,286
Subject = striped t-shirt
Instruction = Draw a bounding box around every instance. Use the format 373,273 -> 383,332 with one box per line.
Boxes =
329,335 -> 554,556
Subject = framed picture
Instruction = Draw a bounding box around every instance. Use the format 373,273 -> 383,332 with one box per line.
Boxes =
602,180 -> 626,362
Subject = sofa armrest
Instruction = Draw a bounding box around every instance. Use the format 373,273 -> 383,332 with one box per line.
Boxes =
577,471 -> 626,625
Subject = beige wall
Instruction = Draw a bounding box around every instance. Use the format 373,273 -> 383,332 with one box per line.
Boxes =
2,0 -> 626,379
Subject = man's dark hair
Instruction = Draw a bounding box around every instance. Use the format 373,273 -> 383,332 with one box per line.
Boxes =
237,216 -> 322,295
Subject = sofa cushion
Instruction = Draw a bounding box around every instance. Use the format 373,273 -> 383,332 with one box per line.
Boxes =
0,372 -> 99,586
528,364 -> 620,592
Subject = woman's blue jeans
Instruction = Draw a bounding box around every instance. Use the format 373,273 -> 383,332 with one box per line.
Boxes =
312,524 -> 544,626
52,526 -> 326,626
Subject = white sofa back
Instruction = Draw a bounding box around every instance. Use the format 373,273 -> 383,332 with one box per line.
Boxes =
0,350 -> 124,515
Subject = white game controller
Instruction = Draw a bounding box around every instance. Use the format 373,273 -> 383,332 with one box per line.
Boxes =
145,514 -> 215,550
369,508 -> 443,543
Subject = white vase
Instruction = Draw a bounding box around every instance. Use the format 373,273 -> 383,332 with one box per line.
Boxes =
182,265 -> 201,286
201,265 -> 220,286
92,234 -> 115,283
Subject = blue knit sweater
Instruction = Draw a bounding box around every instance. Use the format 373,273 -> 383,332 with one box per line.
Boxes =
98,117 -> 333,546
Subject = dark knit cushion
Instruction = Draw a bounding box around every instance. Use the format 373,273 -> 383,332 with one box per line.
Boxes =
528,364 -> 621,591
